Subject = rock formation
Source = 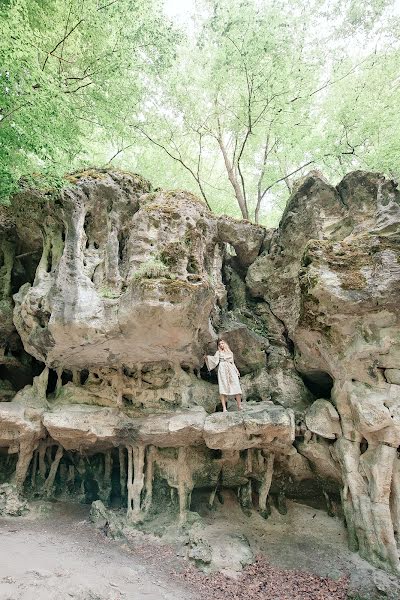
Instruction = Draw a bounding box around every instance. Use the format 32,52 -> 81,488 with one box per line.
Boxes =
0,168 -> 399,577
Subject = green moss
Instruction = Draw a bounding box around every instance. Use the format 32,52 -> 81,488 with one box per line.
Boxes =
141,191 -> 159,203
159,242 -> 186,267
141,189 -> 207,215
142,204 -> 180,215
98,285 -> 120,299
64,169 -> 109,185
184,229 -> 193,247
64,169 -> 151,195
163,189 -> 206,206
132,258 -> 170,280
183,226 -> 202,248
162,278 -> 199,289
220,214 -> 253,225
340,272 -> 367,290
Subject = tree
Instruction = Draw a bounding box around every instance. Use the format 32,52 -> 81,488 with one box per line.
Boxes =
2,0 -> 399,225
132,0 -> 400,222
0,0 -> 176,202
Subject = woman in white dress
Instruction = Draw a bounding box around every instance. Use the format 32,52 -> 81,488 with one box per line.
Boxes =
204,339 -> 242,412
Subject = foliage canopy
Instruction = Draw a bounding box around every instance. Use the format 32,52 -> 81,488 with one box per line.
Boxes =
1,0 -> 399,224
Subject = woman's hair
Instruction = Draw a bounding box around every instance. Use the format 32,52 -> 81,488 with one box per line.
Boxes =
217,338 -> 231,352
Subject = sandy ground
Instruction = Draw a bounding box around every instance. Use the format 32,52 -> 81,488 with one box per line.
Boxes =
0,503 -> 193,600
0,496 -> 381,600
196,493 -> 354,579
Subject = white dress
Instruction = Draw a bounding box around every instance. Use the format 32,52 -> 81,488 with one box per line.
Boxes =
205,350 -> 242,396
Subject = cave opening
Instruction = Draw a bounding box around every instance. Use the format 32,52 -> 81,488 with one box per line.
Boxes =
110,447 -> 124,507
299,370 -> 334,399
246,393 -> 263,403
27,448 -> 128,507
199,363 -> 218,385
46,246 -> 52,273
61,370 -> 73,386
80,369 -> 89,385
0,450 -> 18,484
118,231 -> 128,265
0,349 -> 45,396
46,369 -> 58,395
11,249 -> 41,295
84,473 -> 100,503
222,254 -> 247,312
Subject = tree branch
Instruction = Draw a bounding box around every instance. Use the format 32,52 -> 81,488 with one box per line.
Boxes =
59,0 -> 74,75
290,55 -> 374,103
42,0 -> 120,70
259,160 -> 315,203
0,102 -> 32,127
107,143 -> 135,164
42,19 -> 84,70
64,81 -> 94,94
135,127 -> 212,210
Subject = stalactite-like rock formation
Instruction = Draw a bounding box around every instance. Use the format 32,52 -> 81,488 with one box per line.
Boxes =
247,170 -> 400,573
1,168 -> 400,576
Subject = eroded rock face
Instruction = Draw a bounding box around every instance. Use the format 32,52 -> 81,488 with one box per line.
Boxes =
1,168 -> 400,579
10,177 -> 268,372
0,483 -> 28,516
248,170 -> 400,573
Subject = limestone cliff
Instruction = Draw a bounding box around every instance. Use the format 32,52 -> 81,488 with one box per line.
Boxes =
0,168 -> 399,576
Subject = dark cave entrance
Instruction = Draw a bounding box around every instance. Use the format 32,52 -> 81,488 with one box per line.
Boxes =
23,447 -> 127,507
299,370 -> 334,399
1,236 -> 43,397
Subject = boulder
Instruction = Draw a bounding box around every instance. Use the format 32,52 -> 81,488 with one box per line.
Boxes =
217,319 -> 267,375
12,173 -> 225,370
305,399 -> 342,439
89,499 -> 124,538
0,483 -> 28,516
42,405 -> 136,451
203,402 -> 295,452
217,216 -> 265,267
385,369 -> 400,385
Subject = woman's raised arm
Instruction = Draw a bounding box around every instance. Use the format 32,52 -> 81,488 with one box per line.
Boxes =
205,351 -> 219,371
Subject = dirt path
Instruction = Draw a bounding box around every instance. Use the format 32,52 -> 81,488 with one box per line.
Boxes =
0,498 -> 385,600
0,503 -> 193,600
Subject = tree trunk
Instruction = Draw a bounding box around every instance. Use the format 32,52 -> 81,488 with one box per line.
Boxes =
217,137 -> 249,219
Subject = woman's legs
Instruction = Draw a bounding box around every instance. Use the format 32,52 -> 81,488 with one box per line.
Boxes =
220,394 -> 227,412
235,394 -> 242,411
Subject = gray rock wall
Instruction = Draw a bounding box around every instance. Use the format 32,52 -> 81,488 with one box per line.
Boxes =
1,168 -> 399,574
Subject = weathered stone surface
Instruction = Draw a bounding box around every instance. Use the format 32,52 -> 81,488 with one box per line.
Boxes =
337,170 -> 400,235
305,399 -> 342,439
42,405 -> 135,451
0,483 -> 28,516
203,402 -> 295,452
189,523 -> 253,574
0,223 -> 17,352
216,318 -> 267,375
89,499 -> 124,538
2,168 -> 400,581
297,438 -> 342,484
246,173 -> 350,334
12,175 -> 221,370
135,407 -> 206,447
348,568 -> 400,600
385,368 -> 400,385
217,216 -> 265,267
247,170 -> 400,574
241,362 -> 314,410
0,403 -> 44,450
